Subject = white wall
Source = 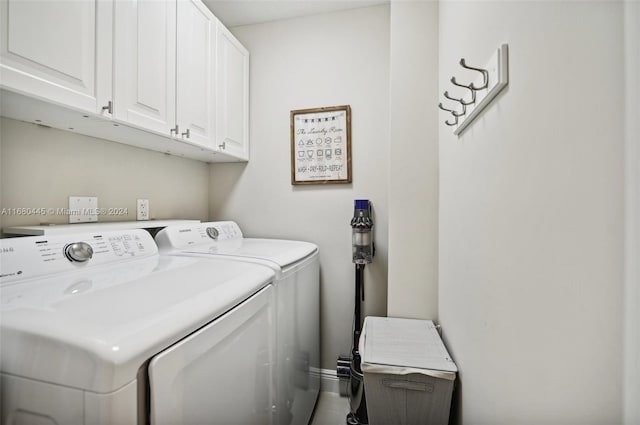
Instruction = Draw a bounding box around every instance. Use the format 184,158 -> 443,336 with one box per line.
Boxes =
624,1 -> 640,423
387,1 -> 439,320
438,2 -> 624,423
0,117 -> 209,232
209,6 -> 390,370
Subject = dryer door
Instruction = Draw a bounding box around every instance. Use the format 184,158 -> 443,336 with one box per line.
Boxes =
148,285 -> 275,425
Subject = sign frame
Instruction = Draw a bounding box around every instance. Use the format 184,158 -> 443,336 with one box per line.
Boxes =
290,105 -> 352,185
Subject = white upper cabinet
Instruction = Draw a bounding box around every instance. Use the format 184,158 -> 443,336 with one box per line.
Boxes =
176,0 -> 216,148
0,0 -> 112,115
114,0 -> 216,147
216,22 -> 250,161
113,0 -> 177,136
0,0 -> 249,163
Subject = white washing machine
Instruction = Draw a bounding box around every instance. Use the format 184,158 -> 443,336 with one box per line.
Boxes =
154,221 -> 320,425
0,228 -> 276,425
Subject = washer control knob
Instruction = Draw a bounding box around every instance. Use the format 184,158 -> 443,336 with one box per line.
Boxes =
64,242 -> 93,263
206,227 -> 219,240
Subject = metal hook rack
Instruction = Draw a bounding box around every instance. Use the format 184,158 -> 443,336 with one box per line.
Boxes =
438,44 -> 509,136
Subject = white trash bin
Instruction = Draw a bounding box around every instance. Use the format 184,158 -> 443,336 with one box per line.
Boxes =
360,317 -> 457,425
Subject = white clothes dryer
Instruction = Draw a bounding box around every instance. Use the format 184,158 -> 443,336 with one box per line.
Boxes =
0,229 -> 276,425
154,221 -> 320,425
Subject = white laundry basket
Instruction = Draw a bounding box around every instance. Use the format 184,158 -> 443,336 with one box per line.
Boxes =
360,317 -> 457,425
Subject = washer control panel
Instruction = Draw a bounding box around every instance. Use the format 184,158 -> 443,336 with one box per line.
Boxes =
64,242 -> 94,262
0,229 -> 158,285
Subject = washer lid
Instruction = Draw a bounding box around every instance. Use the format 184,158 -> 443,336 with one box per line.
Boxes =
1,254 -> 274,394
185,238 -> 318,269
155,222 -> 318,269
360,317 -> 457,380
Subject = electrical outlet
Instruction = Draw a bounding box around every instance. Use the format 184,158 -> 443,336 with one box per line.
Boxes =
137,199 -> 149,221
69,196 -> 98,223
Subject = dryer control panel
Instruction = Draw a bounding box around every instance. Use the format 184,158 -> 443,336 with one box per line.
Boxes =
203,222 -> 243,240
155,221 -> 244,251
0,229 -> 158,285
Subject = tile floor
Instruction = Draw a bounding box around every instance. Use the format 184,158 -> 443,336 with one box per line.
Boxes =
309,391 -> 350,425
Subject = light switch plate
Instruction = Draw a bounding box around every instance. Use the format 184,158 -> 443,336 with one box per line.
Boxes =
68,196 -> 98,223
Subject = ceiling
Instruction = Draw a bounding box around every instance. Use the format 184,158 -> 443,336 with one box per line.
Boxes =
202,0 -> 389,27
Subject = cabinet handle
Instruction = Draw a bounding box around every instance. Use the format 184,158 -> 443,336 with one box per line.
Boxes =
218,142 -> 226,150
181,129 -> 190,139
170,125 -> 180,136
101,101 -> 112,114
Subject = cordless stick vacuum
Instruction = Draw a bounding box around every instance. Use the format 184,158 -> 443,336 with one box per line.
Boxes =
343,200 -> 374,425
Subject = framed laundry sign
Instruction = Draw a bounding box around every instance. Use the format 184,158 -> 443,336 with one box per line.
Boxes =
291,105 -> 352,185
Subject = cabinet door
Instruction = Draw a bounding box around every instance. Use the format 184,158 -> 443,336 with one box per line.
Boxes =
216,22 -> 249,161
176,0 -> 215,148
0,0 -> 111,115
114,0 -> 176,136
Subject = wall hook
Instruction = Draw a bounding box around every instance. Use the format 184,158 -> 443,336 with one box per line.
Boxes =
438,101 -> 464,117
448,79 -> 477,105
438,103 -> 460,126
445,116 -> 458,126
438,102 -> 453,113
459,58 -> 489,90
452,105 -> 466,117
444,90 -> 475,107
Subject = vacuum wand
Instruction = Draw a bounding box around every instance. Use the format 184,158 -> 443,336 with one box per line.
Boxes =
346,199 -> 374,425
